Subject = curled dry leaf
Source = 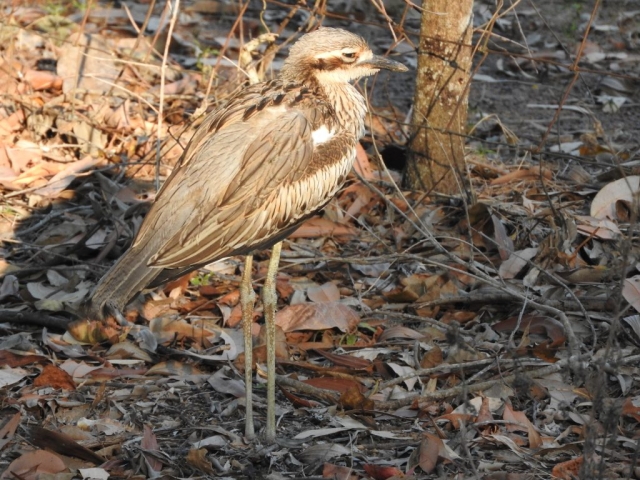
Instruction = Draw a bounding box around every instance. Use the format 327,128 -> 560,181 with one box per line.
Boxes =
623,277 -> 640,314
590,176 -> 640,220
574,215 -> 621,240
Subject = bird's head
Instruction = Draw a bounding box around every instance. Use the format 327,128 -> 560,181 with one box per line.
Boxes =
281,27 -> 407,85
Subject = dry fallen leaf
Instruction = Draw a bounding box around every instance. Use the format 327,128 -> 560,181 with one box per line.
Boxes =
307,281 -> 341,303
290,216 -> 357,238
1,450 -> 67,480
186,448 -> 215,474
503,402 -> 542,449
590,175 -> 640,220
33,364 -> 76,391
276,302 -> 360,333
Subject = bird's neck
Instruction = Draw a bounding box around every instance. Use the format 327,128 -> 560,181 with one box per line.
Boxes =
320,82 -> 367,139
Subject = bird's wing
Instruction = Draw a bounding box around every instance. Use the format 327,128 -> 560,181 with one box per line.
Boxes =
136,95 -> 353,269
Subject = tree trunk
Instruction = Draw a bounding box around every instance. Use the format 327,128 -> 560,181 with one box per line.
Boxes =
404,0 -> 473,196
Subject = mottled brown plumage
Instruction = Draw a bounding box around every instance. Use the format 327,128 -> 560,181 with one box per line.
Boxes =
87,28 -> 406,319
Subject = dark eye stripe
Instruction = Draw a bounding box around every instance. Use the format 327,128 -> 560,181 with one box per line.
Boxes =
315,57 -> 346,70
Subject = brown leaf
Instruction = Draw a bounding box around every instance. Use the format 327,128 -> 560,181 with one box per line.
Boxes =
0,412 -> 21,451
418,433 -> 442,473
492,315 -> 566,348
22,69 -> 62,91
551,456 -> 583,480
322,462 -> 359,480
1,450 -> 66,480
622,397 -> 640,422
146,360 -> 202,376
476,397 -> 494,425
339,386 -> 374,410
307,282 -> 341,303
280,385 -> 324,408
186,448 -> 215,474
290,216 -> 357,238
420,345 -> 443,369
0,350 -> 47,368
380,325 -> 426,342
251,325 -> 288,364
362,464 -> 404,480
353,143 -> 375,180
314,349 -> 372,370
436,413 -> 474,429
591,176 -> 640,219
303,377 -> 365,394
490,166 -> 554,185
502,402 -> 542,449
33,364 -> 76,391
142,425 -> 162,473
276,303 -> 360,333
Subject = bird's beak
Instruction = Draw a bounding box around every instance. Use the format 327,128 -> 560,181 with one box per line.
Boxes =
359,55 -> 408,72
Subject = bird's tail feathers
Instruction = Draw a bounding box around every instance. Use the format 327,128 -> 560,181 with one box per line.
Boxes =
86,244 -> 161,319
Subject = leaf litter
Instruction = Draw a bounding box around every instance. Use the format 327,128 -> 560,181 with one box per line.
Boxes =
0,1 -> 639,479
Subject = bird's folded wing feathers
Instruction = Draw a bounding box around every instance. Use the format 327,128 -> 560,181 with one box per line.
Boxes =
137,102 -> 348,269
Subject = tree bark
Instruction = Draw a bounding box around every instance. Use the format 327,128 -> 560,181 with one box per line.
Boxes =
404,0 -> 473,196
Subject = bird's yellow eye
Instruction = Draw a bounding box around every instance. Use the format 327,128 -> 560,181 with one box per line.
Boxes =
342,52 -> 357,60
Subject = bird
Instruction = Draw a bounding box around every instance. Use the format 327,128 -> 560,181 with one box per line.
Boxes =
86,27 -> 407,443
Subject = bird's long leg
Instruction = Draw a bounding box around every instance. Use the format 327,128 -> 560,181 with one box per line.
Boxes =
240,254 -> 256,440
262,241 -> 282,444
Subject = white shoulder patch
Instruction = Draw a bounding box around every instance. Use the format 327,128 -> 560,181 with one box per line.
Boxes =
311,125 -> 335,145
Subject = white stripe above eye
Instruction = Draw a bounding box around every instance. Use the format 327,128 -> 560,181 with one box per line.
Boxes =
311,125 -> 335,145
